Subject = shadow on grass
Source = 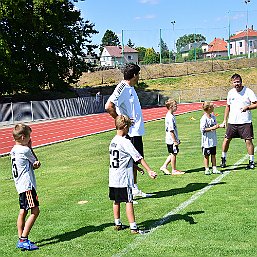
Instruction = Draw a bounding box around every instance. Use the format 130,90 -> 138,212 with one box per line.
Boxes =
139,210 -> 205,230
138,181 -> 226,200
37,222 -> 113,247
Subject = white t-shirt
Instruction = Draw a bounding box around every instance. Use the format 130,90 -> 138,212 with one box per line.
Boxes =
10,145 -> 37,194
165,111 -> 179,145
109,135 -> 142,188
227,86 -> 257,124
106,81 -> 144,137
200,113 -> 217,148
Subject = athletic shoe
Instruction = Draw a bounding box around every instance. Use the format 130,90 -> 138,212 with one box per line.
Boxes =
133,190 -> 153,198
114,224 -> 129,231
220,157 -> 226,168
172,170 -> 185,175
160,166 -> 171,175
130,228 -> 145,235
204,170 -> 211,175
245,161 -> 255,170
212,169 -> 221,174
17,239 -> 39,251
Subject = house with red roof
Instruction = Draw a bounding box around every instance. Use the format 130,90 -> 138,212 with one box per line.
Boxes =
229,28 -> 257,56
100,46 -> 138,67
203,38 -> 228,58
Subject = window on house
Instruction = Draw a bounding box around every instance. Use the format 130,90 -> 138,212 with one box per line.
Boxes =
249,41 -> 253,47
239,42 -> 242,47
230,44 -> 232,49
128,55 -> 133,60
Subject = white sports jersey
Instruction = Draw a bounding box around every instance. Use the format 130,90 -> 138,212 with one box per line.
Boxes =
109,135 -> 142,188
227,86 -> 257,124
106,81 -> 144,136
10,145 -> 37,194
165,111 -> 179,145
200,113 -> 217,148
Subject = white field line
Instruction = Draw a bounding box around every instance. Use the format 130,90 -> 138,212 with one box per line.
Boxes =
112,150 -> 255,257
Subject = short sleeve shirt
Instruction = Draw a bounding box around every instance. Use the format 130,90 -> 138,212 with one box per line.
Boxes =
165,111 -> 179,145
227,86 -> 257,124
10,145 -> 37,194
109,135 -> 142,188
200,113 -> 217,148
107,81 -> 144,137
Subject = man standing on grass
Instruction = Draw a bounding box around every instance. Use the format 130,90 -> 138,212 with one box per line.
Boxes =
220,73 -> 257,169
105,63 -> 152,199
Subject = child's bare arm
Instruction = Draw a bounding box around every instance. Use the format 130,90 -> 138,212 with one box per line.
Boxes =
138,158 -> 157,179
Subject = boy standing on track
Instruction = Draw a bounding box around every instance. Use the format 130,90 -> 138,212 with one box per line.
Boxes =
160,99 -> 185,175
10,123 -> 41,251
109,115 -> 157,234
105,63 -> 151,198
200,101 -> 221,175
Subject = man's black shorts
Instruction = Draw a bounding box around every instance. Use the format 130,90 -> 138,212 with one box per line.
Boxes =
126,135 -> 144,157
225,123 -> 254,139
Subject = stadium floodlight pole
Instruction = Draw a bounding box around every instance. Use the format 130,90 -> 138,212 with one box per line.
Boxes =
245,0 -> 250,58
228,11 -> 231,59
159,28 -> 162,64
171,21 -> 176,62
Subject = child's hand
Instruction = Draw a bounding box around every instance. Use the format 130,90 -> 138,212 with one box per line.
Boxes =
33,161 -> 41,169
148,170 -> 157,179
219,122 -> 226,128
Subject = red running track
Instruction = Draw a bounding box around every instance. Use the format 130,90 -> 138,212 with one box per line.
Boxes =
0,100 -> 226,156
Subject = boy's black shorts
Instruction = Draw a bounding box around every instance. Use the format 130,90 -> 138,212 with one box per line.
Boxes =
202,146 -> 216,156
19,187 -> 39,210
109,187 -> 133,203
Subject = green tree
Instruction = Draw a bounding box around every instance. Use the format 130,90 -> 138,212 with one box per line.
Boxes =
143,48 -> 158,64
100,29 -> 120,53
0,0 -> 98,95
187,47 -> 203,61
176,34 -> 206,52
135,46 -> 146,63
158,38 -> 169,59
127,38 -> 135,48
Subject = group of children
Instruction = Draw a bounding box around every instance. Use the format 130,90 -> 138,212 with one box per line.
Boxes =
10,98 -> 221,250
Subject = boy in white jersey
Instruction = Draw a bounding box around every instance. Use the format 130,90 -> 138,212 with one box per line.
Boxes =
109,115 -> 157,234
200,101 -> 221,175
220,73 -> 257,169
160,99 -> 185,175
10,123 -> 41,251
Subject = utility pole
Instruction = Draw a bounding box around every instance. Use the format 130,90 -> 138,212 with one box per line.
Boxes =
171,21 -> 176,62
245,0 -> 251,58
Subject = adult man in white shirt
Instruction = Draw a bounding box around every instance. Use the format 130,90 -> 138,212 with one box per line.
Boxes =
220,73 -> 257,169
105,63 -> 152,198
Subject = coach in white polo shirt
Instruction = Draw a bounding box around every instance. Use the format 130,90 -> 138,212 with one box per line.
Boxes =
220,73 -> 257,169
105,63 -> 152,198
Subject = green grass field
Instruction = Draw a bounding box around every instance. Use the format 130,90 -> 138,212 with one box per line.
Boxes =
1,106 -> 257,257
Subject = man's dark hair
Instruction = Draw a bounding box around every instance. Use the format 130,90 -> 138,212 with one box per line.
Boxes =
123,63 -> 140,80
231,73 -> 242,82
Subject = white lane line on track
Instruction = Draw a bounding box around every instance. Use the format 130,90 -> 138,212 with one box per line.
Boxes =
112,151 -> 253,257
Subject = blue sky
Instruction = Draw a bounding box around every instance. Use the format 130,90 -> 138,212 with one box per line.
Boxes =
74,0 -> 257,53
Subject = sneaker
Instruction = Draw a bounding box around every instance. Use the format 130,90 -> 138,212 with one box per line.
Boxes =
212,169 -> 221,174
133,190 -> 153,198
204,170 -> 211,175
130,228 -> 145,235
220,157 -> 226,168
245,161 -> 255,170
114,224 -> 129,231
160,166 -> 171,175
172,170 -> 185,175
17,239 -> 39,251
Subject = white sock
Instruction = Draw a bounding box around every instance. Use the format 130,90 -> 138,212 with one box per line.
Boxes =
249,155 -> 254,162
205,168 -> 209,172
222,152 -> 227,158
115,219 -> 122,225
212,166 -> 217,171
130,222 -> 137,230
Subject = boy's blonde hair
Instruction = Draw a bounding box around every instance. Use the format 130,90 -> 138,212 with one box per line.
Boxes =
115,115 -> 132,130
165,99 -> 177,110
202,101 -> 213,112
13,123 -> 32,141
